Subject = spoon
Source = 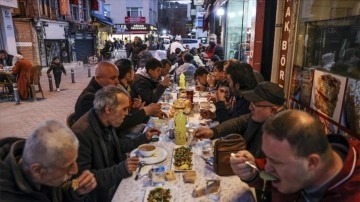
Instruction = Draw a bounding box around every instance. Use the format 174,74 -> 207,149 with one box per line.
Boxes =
135,161 -> 145,180
244,161 -> 278,181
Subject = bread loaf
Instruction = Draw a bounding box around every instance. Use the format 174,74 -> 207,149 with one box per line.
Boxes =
183,171 -> 196,183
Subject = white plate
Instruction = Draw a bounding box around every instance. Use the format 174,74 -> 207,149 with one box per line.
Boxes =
143,187 -> 175,202
171,146 -> 194,172
130,146 -> 168,165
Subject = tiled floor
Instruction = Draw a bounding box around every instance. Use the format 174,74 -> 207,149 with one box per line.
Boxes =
0,63 -> 94,139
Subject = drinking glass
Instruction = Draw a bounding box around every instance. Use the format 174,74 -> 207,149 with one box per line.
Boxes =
205,178 -> 221,201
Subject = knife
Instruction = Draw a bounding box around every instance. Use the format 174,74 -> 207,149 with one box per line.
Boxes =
135,161 -> 145,180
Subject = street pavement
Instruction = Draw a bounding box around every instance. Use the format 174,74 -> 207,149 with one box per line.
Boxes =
0,63 -> 94,139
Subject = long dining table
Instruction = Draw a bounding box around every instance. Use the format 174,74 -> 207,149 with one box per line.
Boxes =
111,90 -> 256,202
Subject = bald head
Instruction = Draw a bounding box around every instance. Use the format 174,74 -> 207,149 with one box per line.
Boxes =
94,62 -> 119,87
263,109 -> 330,158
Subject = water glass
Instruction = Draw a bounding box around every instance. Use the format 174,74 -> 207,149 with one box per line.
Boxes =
205,178 -> 221,201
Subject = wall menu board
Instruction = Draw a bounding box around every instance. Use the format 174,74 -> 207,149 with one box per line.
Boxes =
290,68 -> 360,139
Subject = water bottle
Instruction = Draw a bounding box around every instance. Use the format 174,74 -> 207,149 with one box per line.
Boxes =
179,73 -> 185,90
174,110 -> 187,145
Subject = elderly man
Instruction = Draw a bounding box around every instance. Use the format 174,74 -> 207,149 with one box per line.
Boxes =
194,81 -> 286,158
0,120 -> 97,201
131,58 -> 170,105
230,110 -> 360,201
74,61 -> 161,129
72,86 -> 160,201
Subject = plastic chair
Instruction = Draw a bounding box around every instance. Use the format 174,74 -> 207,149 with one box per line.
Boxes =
65,112 -> 76,128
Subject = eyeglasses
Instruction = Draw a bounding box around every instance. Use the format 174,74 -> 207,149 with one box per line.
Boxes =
250,102 -> 275,108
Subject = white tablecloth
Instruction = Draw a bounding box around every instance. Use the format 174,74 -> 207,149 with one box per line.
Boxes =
112,91 -> 256,202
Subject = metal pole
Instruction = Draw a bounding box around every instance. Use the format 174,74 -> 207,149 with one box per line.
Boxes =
88,64 -> 91,77
30,85 -> 37,101
71,68 -> 75,83
12,83 -> 20,105
48,74 -> 54,92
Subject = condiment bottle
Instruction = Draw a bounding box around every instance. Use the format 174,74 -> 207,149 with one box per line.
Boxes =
174,110 -> 187,145
179,73 -> 185,90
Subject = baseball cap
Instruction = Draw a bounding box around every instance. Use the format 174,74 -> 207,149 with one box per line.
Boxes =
242,81 -> 285,106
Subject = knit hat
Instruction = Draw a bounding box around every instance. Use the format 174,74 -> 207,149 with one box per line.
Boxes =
242,81 -> 285,106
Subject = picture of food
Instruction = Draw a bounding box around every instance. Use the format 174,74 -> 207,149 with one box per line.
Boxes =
310,70 -> 347,122
345,79 -> 360,137
146,187 -> 172,202
173,146 -> 193,171
314,74 -> 341,117
71,179 -> 79,191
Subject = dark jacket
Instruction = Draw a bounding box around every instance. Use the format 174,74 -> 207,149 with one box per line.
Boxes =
46,62 -> 66,75
252,135 -> 360,202
206,44 -> 224,60
137,50 -> 153,67
0,138 -> 82,202
127,42 -> 142,61
74,77 -> 148,131
71,109 -> 150,202
130,72 -> 166,105
215,96 -> 250,123
211,113 -> 265,158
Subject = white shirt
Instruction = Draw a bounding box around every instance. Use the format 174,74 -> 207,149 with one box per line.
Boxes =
169,41 -> 185,54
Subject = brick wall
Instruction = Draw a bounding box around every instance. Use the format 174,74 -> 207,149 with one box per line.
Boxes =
13,21 -> 36,64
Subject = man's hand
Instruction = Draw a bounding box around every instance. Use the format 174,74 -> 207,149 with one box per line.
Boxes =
230,150 -> 257,181
195,85 -> 206,91
207,74 -> 215,87
133,95 -> 143,109
144,128 -> 161,140
154,110 -> 168,119
193,127 -> 214,140
74,170 -> 97,196
200,109 -> 216,119
143,103 -> 161,116
125,156 -> 140,173
160,75 -> 171,87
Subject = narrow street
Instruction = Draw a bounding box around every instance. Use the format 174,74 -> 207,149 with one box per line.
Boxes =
0,63 -> 94,139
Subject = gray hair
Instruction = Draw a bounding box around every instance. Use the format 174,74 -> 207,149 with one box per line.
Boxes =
93,85 -> 129,114
22,120 -> 79,169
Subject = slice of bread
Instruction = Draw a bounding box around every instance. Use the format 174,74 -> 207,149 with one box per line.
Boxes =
183,171 -> 196,183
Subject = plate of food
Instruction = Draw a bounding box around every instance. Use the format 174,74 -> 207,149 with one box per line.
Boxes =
130,146 -> 168,165
143,187 -> 174,202
171,146 -> 194,172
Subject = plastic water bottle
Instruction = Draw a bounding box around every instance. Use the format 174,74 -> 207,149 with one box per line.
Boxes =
175,110 -> 187,145
179,73 -> 185,90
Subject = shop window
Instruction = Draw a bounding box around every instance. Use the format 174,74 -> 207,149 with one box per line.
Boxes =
104,4 -> 110,17
71,5 -> 79,21
82,0 -> 89,22
126,7 -> 143,17
290,0 -> 360,137
40,0 -> 51,17
225,0 -> 256,61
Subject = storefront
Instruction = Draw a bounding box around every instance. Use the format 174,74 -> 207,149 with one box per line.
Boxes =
276,0 -> 360,138
69,23 -> 97,63
113,24 -> 158,45
0,0 -> 17,55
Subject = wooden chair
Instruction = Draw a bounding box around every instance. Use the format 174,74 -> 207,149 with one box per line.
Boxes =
65,112 -> 76,128
28,65 -> 44,100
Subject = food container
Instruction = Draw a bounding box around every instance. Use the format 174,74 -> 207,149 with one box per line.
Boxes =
138,144 -> 156,157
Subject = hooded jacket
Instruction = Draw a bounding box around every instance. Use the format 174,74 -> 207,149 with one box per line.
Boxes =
130,69 -> 166,105
0,137 -> 82,202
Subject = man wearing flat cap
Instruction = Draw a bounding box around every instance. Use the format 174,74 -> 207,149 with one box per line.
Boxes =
193,81 -> 286,158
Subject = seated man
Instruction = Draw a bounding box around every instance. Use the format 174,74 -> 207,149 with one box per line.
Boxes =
175,53 -> 197,83
230,110 -> 360,201
194,67 -> 209,91
160,59 -> 172,77
72,86 -> 160,201
0,120 -> 97,201
131,58 -> 170,105
194,81 -> 286,158
207,60 -> 228,90
74,61 -> 162,132
201,61 -> 258,123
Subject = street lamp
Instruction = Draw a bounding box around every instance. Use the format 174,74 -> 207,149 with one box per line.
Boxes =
162,30 -> 167,35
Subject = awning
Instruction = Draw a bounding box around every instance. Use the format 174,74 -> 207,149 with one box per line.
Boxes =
91,13 -> 114,27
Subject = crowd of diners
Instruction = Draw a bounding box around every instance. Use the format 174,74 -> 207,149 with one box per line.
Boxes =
1,34 -> 359,202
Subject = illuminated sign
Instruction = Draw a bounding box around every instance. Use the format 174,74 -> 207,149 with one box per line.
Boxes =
125,17 -> 146,24
278,0 -> 291,88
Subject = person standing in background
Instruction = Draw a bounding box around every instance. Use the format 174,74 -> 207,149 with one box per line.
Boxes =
127,36 -> 142,70
47,57 -> 66,92
205,34 -> 224,60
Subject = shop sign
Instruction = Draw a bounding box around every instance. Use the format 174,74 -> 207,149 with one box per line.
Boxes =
278,0 -> 292,88
129,24 -> 149,31
60,0 -> 69,15
16,42 -> 32,47
78,0 -> 84,22
0,0 -> 18,8
125,17 -> 146,24
194,0 -> 204,6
